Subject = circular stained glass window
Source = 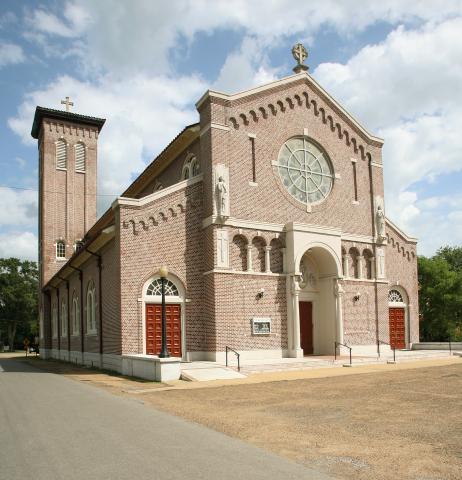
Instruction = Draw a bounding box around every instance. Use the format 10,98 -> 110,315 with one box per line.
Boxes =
276,136 -> 334,209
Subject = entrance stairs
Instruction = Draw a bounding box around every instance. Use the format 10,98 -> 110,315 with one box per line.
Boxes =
180,350 -> 460,381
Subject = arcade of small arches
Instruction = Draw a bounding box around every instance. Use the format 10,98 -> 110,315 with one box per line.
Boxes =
386,233 -> 415,261
341,246 -> 375,280
230,234 -> 284,273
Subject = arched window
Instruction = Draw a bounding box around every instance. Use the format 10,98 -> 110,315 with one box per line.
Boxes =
74,240 -> 84,252
56,139 -> 67,169
72,293 -> 80,335
61,300 -> 67,337
181,154 -> 200,181
75,143 -> 86,172
146,278 -> 179,296
86,281 -> 97,334
52,304 -> 58,339
388,289 -> 404,303
56,240 -> 66,259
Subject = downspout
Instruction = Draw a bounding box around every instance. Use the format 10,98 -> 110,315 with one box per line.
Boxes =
69,265 -> 84,358
86,248 -> 103,357
368,155 -> 380,355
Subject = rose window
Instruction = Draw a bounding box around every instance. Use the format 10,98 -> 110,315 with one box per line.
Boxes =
275,136 -> 333,210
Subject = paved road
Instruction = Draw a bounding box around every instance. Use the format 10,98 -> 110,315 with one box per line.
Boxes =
0,356 -> 332,480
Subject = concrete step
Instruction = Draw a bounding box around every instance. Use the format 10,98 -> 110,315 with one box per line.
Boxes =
181,367 -> 247,382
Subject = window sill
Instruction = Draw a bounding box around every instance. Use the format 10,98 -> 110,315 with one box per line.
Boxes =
56,257 -> 67,262
85,332 -> 97,336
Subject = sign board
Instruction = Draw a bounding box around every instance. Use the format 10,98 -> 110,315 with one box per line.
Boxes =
252,317 -> 271,335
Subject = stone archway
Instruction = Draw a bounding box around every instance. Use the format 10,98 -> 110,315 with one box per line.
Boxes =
290,245 -> 342,357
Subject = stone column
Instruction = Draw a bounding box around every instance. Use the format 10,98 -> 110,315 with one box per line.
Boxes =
265,246 -> 271,273
342,254 -> 349,278
246,244 -> 253,272
281,248 -> 287,273
370,256 -> 376,279
357,255 -> 363,279
293,286 -> 302,357
335,279 -> 345,345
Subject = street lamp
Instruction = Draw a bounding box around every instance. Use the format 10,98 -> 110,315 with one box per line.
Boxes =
158,266 -> 170,358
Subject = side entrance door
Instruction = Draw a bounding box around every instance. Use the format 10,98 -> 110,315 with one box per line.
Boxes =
146,304 -> 182,357
389,307 -> 405,349
299,301 -> 313,355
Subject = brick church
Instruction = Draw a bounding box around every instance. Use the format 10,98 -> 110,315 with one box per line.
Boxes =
35,46 -> 418,380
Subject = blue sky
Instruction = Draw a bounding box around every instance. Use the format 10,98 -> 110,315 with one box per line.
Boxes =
1,0 -> 462,259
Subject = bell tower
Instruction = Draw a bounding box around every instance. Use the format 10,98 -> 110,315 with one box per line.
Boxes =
31,101 -> 105,287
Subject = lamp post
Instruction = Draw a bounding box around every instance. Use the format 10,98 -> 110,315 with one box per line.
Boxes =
158,266 -> 170,358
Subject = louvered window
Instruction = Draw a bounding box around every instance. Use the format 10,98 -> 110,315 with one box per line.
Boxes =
56,140 -> 67,169
75,143 -> 86,172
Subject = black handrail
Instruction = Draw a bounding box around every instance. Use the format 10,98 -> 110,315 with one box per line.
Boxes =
334,341 -> 352,365
377,339 -> 396,363
225,346 -> 240,372
449,334 -> 452,356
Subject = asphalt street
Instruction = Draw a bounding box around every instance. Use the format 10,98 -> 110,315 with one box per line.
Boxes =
0,356 -> 333,480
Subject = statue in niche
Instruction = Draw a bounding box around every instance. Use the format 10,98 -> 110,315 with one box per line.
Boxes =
216,176 -> 228,218
299,261 -> 316,289
376,205 -> 386,242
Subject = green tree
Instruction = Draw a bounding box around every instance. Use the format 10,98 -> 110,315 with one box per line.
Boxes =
0,258 -> 38,351
418,250 -> 462,342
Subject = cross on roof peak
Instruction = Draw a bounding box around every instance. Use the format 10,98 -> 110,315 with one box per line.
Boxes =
60,96 -> 74,112
292,43 -> 309,74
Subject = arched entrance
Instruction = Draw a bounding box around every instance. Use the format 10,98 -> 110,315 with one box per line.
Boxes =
388,287 -> 408,349
141,274 -> 186,358
292,245 -> 342,356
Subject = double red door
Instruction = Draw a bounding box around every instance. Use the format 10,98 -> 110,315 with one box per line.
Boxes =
389,307 -> 405,349
146,304 -> 182,357
299,301 -> 313,355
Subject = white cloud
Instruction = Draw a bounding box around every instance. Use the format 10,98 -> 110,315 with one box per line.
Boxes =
0,231 -> 37,261
0,188 -> 37,227
0,42 -> 25,67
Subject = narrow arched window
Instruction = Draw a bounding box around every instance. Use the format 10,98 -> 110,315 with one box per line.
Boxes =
146,278 -> 179,296
75,143 -> 86,172
52,304 -> 58,339
191,157 -> 200,176
61,300 -> 67,337
86,281 -> 97,334
72,293 -> 80,335
56,240 -> 66,259
56,139 -> 67,169
181,154 -> 200,181
181,164 -> 190,180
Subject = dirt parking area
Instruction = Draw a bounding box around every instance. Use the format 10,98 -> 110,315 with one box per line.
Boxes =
13,354 -> 462,479
142,362 -> 462,480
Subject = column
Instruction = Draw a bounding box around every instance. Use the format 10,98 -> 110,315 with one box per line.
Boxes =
370,256 -> 376,279
246,244 -> 253,272
357,255 -> 363,279
335,279 -> 344,345
293,290 -> 302,357
265,246 -> 271,273
281,248 -> 287,273
342,254 -> 349,278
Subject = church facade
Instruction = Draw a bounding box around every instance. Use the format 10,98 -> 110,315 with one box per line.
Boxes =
35,53 -> 418,379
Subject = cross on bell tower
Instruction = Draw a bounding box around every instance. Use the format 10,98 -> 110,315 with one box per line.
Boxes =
60,96 -> 74,112
292,43 -> 309,74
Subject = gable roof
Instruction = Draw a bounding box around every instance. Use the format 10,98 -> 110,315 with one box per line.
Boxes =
196,71 -> 383,146
385,217 -> 418,244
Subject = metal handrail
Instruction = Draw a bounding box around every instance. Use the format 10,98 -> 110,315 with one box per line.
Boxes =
377,339 -> 396,363
449,335 -> 452,356
334,341 -> 352,365
225,346 -> 240,372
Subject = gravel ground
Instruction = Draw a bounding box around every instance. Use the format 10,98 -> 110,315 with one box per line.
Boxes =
141,363 -> 462,480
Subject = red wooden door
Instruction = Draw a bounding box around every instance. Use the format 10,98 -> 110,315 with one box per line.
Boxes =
299,301 -> 313,355
146,304 -> 182,357
389,307 -> 405,349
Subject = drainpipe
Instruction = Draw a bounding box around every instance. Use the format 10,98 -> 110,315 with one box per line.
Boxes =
86,248 -> 103,358
368,156 -> 380,355
69,265 -> 84,359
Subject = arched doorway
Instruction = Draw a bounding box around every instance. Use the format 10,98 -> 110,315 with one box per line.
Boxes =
388,287 -> 408,349
141,274 -> 186,358
293,245 -> 341,356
